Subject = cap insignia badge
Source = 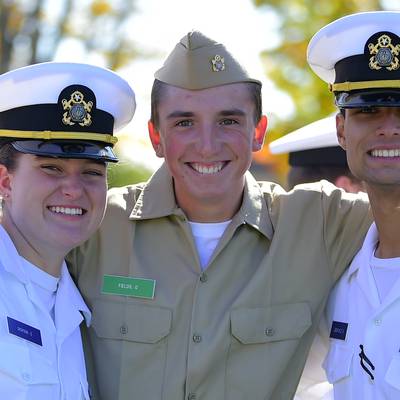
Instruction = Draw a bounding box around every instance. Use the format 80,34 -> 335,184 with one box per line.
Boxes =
62,91 -> 93,127
211,55 -> 225,72
368,34 -> 400,71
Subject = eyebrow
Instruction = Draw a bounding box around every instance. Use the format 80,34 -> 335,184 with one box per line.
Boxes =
166,109 -> 246,119
219,109 -> 246,117
166,111 -> 195,119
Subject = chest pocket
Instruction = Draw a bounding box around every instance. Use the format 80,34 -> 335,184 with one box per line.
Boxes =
0,341 -> 58,400
227,303 -> 311,400
91,299 -> 172,343
89,299 -> 172,400
323,344 -> 354,384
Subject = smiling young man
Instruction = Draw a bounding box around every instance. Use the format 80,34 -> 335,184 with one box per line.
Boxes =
69,31 -> 371,399
306,11 -> 400,398
148,82 -> 266,222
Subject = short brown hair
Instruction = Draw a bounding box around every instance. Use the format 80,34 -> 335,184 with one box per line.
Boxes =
150,80 -> 262,129
0,142 -> 21,172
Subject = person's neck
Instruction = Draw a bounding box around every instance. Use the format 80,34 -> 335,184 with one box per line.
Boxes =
368,186 -> 400,259
177,192 -> 243,223
1,216 -> 63,277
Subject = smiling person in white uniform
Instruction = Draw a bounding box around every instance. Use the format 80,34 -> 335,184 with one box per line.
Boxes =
0,62 -> 135,400
307,11 -> 400,399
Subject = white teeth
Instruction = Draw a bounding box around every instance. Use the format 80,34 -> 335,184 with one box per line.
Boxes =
191,162 -> 224,174
371,149 -> 400,157
49,206 -> 83,215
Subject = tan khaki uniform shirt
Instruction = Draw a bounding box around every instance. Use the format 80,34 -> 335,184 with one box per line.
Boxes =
68,164 -> 371,400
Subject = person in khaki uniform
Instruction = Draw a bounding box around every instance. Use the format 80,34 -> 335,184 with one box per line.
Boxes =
68,31 -> 371,400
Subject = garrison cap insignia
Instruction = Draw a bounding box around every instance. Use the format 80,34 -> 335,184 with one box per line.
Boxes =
367,32 -> 400,71
211,54 -> 225,72
62,90 -> 93,127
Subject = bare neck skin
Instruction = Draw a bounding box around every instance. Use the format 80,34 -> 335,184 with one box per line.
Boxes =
174,179 -> 244,223
367,185 -> 400,258
1,212 -> 63,277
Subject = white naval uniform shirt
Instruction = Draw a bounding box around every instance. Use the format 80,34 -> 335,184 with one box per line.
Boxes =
0,225 -> 91,400
323,223 -> 400,399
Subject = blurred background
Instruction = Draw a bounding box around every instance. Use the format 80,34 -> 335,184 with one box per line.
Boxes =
1,0 -> 398,187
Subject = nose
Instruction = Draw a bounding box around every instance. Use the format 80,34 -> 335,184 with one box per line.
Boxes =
376,109 -> 400,137
61,174 -> 84,199
195,123 -> 220,157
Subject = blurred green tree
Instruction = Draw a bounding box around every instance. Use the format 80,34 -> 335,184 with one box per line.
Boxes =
0,0 -> 138,71
253,0 -> 395,181
107,161 -> 152,189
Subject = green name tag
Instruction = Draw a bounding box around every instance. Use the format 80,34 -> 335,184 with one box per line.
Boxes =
102,275 -> 156,299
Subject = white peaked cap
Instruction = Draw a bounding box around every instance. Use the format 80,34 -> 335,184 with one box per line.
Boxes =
270,116 -> 338,154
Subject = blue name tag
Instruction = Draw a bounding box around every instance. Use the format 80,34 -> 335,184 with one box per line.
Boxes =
7,317 -> 42,346
330,320 -> 348,341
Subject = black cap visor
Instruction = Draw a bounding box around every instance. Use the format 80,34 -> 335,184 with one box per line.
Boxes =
289,146 -> 347,167
336,89 -> 400,108
11,140 -> 118,162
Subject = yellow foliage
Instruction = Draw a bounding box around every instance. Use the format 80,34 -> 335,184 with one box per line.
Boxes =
91,0 -> 112,16
6,5 -> 24,34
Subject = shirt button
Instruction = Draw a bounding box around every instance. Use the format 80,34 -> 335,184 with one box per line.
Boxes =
120,324 -> 128,334
200,273 -> 208,283
374,318 -> 381,326
193,334 -> 202,343
22,372 -> 31,381
188,393 -> 196,400
265,327 -> 275,337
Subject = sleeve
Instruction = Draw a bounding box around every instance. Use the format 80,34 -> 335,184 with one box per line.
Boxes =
321,181 -> 372,282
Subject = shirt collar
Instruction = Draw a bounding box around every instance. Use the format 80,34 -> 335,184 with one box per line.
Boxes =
0,224 -> 29,284
130,163 -> 177,220
130,164 -> 273,239
348,222 -> 377,277
238,172 -> 273,239
58,262 -> 92,326
0,224 -> 91,325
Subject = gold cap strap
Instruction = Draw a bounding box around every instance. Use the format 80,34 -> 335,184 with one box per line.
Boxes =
0,129 -> 117,144
330,79 -> 400,92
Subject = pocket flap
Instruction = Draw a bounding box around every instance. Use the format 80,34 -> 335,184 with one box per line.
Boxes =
0,342 -> 58,385
91,299 -> 172,343
385,356 -> 400,390
323,344 -> 353,383
231,303 -> 311,344
0,342 -> 31,383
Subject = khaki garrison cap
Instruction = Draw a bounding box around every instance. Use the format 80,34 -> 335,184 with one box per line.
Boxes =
155,30 -> 261,89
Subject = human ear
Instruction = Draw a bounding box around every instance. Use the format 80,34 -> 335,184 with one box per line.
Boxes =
336,112 -> 346,150
148,120 -> 164,158
252,115 -> 268,151
0,164 -> 12,199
